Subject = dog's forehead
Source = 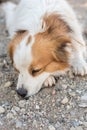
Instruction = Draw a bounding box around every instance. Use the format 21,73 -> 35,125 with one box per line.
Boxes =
13,34 -> 34,69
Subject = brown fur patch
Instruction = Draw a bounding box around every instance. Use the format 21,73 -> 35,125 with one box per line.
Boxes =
43,13 -> 72,37
30,14 -> 72,76
9,31 -> 29,62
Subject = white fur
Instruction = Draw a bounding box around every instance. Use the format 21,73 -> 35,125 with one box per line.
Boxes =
2,0 -> 87,96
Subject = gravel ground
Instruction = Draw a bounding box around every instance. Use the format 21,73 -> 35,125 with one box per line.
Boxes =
0,0 -> 87,130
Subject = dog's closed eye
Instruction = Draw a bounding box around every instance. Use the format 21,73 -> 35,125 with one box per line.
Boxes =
32,68 -> 42,74
30,68 -> 43,76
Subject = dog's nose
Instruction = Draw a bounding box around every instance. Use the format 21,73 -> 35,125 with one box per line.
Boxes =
16,87 -> 27,97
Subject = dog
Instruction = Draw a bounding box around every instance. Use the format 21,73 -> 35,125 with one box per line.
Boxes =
2,0 -> 87,98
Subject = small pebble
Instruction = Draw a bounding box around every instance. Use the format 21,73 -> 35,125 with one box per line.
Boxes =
70,127 -> 75,130
3,59 -> 7,65
11,90 -> 16,94
35,105 -> 40,110
70,126 -> 83,130
71,120 -> 80,127
4,81 -> 12,88
0,121 -> 3,126
12,106 -> 20,112
0,106 -> 5,114
52,89 -> 56,95
67,105 -> 72,110
11,109 -> 17,116
48,125 -> 55,130
20,108 -> 26,114
79,93 -> 87,108
80,94 -> 87,100
62,84 -> 67,89
82,122 -> 87,127
61,97 -> 69,104
18,100 -> 26,108
69,92 -> 76,97
16,120 -> 22,128
7,113 -> 14,119
33,120 -> 38,127
76,126 -> 83,130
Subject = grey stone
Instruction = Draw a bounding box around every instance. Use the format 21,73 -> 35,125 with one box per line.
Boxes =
18,100 -> 26,108
79,93 -> 87,108
12,106 -> 20,112
0,121 -> 3,126
7,113 -> 14,119
70,127 -> 75,130
76,126 -> 83,130
71,120 -> 80,127
82,122 -> 87,127
61,97 -> 69,104
4,81 -> 12,88
35,104 -> 40,110
0,106 -> 5,114
33,120 -> 38,127
70,126 -> 83,130
16,120 -> 22,128
48,125 -> 56,130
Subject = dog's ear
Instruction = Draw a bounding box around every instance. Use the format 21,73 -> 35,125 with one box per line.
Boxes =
52,35 -> 72,64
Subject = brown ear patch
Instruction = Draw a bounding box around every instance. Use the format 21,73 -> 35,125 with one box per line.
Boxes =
43,13 -> 72,37
8,30 -> 29,62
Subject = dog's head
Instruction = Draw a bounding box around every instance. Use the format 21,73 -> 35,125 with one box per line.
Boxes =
9,14 -> 72,98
